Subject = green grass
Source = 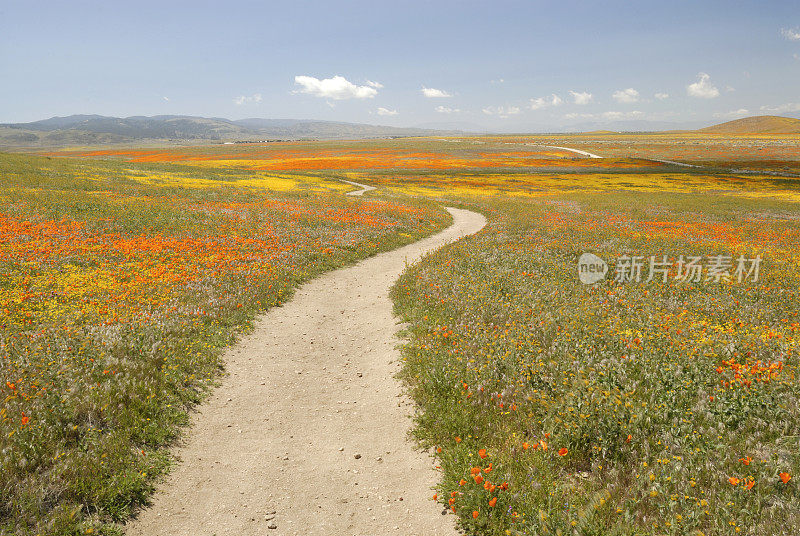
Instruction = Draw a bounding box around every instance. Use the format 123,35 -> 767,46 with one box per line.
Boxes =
0,152 -> 450,535
392,190 -> 800,535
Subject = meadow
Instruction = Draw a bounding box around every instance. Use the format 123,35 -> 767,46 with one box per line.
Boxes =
0,152 -> 448,535
3,133 -> 800,535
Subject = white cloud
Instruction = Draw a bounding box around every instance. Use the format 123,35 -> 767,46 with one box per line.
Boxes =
781,27 -> 800,41
482,105 -> 521,118
294,75 -> 378,100
612,88 -> 640,103
366,80 -> 383,89
601,110 -> 644,120
490,78 -> 505,84
421,87 -> 452,98
570,90 -> 593,105
654,92 -> 669,100
687,72 -> 719,99
234,93 -> 263,105
713,108 -> 750,119
435,105 -> 461,114
529,94 -> 563,110
162,96 -> 170,102
376,107 -> 398,116
564,112 -> 595,120
760,102 -> 800,113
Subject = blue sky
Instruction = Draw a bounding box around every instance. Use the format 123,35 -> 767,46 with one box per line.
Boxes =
1,0 -> 799,129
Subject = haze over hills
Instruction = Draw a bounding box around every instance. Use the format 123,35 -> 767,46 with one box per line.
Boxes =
0,115 -> 461,147
1,114 -> 799,148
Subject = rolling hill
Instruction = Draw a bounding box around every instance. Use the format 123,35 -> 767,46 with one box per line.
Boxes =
698,115 -> 800,134
0,115 -> 459,148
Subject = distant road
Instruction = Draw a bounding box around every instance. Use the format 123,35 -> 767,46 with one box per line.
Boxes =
340,179 -> 377,196
539,145 -> 603,159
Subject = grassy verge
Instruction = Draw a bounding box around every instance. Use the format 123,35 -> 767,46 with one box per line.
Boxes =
392,191 -> 800,535
0,152 -> 451,535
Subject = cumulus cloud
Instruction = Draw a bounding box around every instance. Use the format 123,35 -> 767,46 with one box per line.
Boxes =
564,112 -> 595,120
713,109 -> 750,119
435,106 -> 461,114
687,72 -> 719,98
760,102 -> 800,113
570,91 -> 593,105
421,87 -> 452,98
529,94 -> 563,110
376,107 -> 398,116
781,27 -> 800,41
482,105 -> 521,118
654,92 -> 670,100
612,88 -> 640,103
294,75 -> 378,100
234,93 -> 263,105
366,80 -> 383,88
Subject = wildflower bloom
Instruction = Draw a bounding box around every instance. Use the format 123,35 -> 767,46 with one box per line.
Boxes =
20,412 -> 29,426
489,497 -> 498,507
558,448 -> 568,456
472,511 -> 479,519
728,477 -> 740,486
478,448 -> 487,459
780,472 -> 792,484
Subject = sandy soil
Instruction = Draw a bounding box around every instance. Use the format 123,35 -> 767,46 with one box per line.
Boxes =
126,207 -> 486,536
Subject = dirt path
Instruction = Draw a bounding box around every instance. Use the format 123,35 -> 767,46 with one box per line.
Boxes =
341,179 -> 377,196
127,207 -> 486,536
538,145 -> 603,158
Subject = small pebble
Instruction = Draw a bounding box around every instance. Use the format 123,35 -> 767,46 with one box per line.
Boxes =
354,453 -> 361,459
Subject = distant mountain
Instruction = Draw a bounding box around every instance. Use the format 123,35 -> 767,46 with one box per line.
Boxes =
0,115 -> 460,147
697,115 -> 800,134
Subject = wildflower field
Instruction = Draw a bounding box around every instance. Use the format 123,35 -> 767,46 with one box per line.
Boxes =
0,152 -> 448,534
3,133 -> 800,535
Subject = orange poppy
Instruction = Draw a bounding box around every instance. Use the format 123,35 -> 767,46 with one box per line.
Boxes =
472,511 -> 479,519
728,477 -> 740,486
780,472 -> 792,484
558,448 -> 568,456
478,449 -> 487,459
489,497 -> 497,507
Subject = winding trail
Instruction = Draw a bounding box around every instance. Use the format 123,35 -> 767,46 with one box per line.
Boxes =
341,179 -> 377,196
127,207 -> 486,536
538,145 -> 603,159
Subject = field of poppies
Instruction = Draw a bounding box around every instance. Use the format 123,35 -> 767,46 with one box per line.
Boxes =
0,152 -> 448,535
3,132 -> 800,535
